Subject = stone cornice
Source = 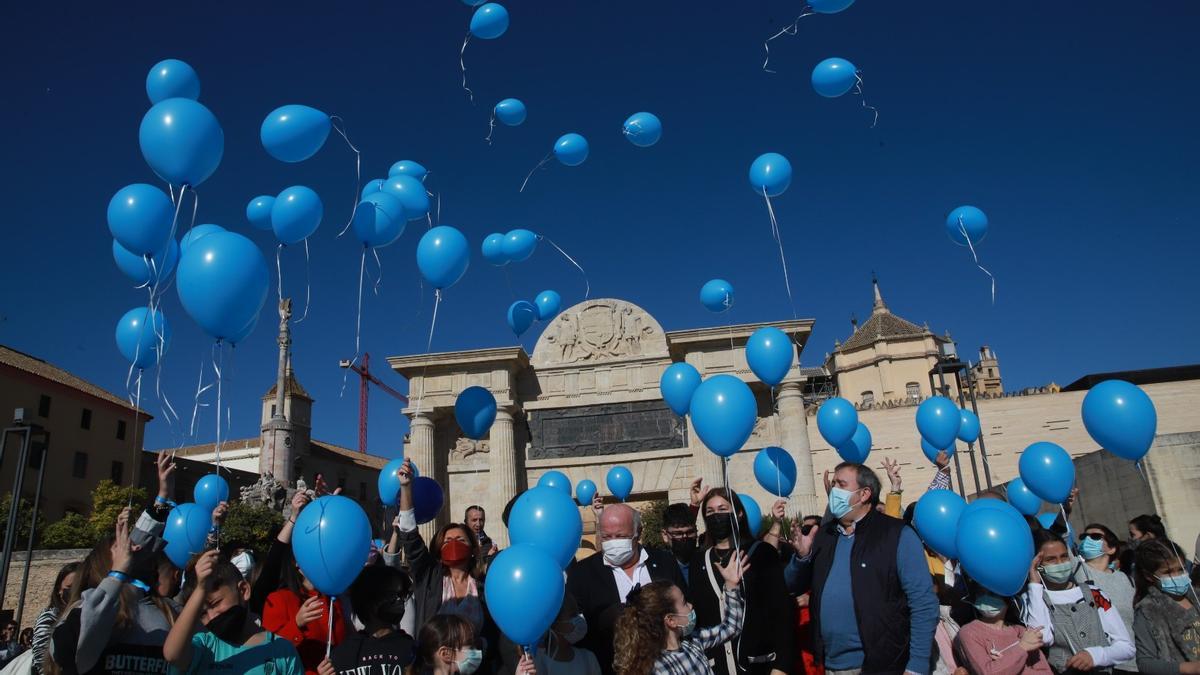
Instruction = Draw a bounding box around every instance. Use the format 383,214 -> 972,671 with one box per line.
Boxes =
387,346 -> 530,376
666,319 -> 814,350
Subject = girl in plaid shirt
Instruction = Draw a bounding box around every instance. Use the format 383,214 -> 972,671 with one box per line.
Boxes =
613,552 -> 748,675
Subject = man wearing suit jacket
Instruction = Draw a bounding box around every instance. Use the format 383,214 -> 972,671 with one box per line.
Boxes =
567,503 -> 686,675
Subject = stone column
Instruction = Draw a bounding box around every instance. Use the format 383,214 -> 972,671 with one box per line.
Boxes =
777,381 -> 821,517
409,413 -> 437,542
488,408 -> 518,546
689,415 -> 726,492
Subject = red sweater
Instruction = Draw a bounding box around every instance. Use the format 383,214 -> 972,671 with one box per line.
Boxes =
261,588 -> 347,675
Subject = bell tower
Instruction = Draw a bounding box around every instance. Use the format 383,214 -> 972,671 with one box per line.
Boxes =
259,299 -> 313,481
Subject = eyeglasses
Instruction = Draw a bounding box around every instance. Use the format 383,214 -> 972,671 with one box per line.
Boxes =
664,531 -> 697,540
1080,532 -> 1105,541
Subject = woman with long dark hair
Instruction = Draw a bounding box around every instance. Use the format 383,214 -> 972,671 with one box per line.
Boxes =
30,561 -> 78,674
1131,539 -> 1200,674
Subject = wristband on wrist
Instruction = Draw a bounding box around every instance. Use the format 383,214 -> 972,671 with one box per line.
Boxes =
129,578 -> 151,593
154,495 -> 177,506
107,570 -> 130,583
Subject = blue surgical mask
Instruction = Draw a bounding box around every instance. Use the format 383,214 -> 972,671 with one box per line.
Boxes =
972,593 -> 1006,618
456,647 -> 483,674
1078,537 -> 1105,561
1039,561 -> 1075,584
829,487 -> 860,519
671,608 -> 697,636
1157,574 -> 1192,598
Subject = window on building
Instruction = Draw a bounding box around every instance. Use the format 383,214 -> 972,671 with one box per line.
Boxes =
38,395 -> 51,418
988,368 -> 995,377
111,461 -> 124,485
72,452 -> 88,479
81,408 -> 92,430
270,404 -> 277,418
906,382 -> 921,399
861,391 -> 875,407
116,420 -> 127,440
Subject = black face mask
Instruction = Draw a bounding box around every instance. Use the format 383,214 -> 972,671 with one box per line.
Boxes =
376,596 -> 406,625
206,605 -> 248,643
704,513 -> 734,542
670,537 -> 697,564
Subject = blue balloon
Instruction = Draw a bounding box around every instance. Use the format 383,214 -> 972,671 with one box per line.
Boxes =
945,205 -> 988,247
416,226 -> 470,289
113,238 -> 178,287
163,502 -> 212,568
660,362 -> 702,416
1036,512 -> 1059,530
361,179 -> 384,199
378,458 -> 404,507
753,447 -> 796,497
811,57 -> 858,98
966,497 -> 1010,513
245,195 -> 275,231
455,386 -> 497,440
507,300 -> 537,336
920,438 -> 955,464
388,160 -> 428,181
194,473 -> 230,512
260,104 -> 331,163
108,183 -> 174,256
495,98 -> 527,126
146,59 -> 200,104
470,3 -> 509,39
139,98 -> 224,187
1082,380 -> 1158,461
575,479 -> 597,506
537,470 -> 572,495
502,229 -> 539,262
816,397 -> 858,447
699,279 -> 734,313
412,476 -> 444,524
606,466 -> 633,500
481,233 -> 509,266
292,495 -> 371,596
1018,441 -> 1075,504
115,306 -> 170,370
810,0 -> 855,12
623,112 -> 662,147
745,326 -> 794,386
485,545 -> 565,648
956,501 -> 1034,596
748,152 -> 792,197
534,290 -> 561,321
380,175 -> 430,221
271,186 -> 323,245
913,489 -> 965,559
738,493 -> 763,536
353,192 -> 406,248
837,422 -> 872,463
917,397 -> 960,451
689,375 -> 757,458
180,224 -> 224,256
1006,478 -> 1043,516
228,313 -> 260,346
176,231 -> 270,341
554,133 -> 589,167
958,409 -> 981,443
509,486 -> 582,569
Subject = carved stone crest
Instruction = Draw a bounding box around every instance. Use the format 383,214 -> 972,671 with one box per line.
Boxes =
452,437 -> 490,461
534,299 -> 668,367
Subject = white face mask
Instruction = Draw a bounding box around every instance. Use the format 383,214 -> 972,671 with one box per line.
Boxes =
231,551 -> 255,579
602,538 -> 635,566
558,613 -> 587,644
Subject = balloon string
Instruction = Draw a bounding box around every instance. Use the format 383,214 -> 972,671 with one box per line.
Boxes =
519,151 -> 553,193
435,191 -> 441,227
326,596 -> 335,659
341,249 -> 368,399
958,217 -> 996,304
131,369 -> 142,461
502,266 -> 516,301
372,248 -> 384,296
294,239 -> 312,324
330,115 -> 362,238
540,236 -> 590,299
167,183 -> 176,207
1133,461 -> 1200,607
212,341 -> 224,471
761,7 -> 814,73
189,188 -> 199,235
276,244 -> 285,307
459,34 -> 474,103
189,353 -> 214,440
853,73 -> 879,129
413,290 -> 442,416
722,458 -> 743,554
485,111 -> 497,145
155,358 -> 182,450
763,190 -> 798,319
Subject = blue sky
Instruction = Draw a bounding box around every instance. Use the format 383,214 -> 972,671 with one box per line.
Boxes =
2,2 -> 1197,460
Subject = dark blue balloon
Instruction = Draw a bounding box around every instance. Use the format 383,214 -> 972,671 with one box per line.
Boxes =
754,447 -> 797,497
660,362 -> 702,416
811,58 -> 857,98
920,438 -> 955,464
260,104 -> 331,163
917,397 -> 960,451
470,3 -> 509,39
180,224 -> 224,256
955,500 -> 1034,596
378,458 -> 404,507
416,226 -> 470,289
689,375 -> 757,458
361,179 -> 384,200
699,279 -> 734,313
485,545 -> 565,648
945,205 -> 988,246
380,175 -> 430,221
502,229 -> 538,262
816,397 -> 858,447
292,495 -> 371,596
739,493 -> 763,536
108,183 -> 175,256
509,486 -> 582,568
228,313 -> 260,346
245,196 -> 275,231
113,238 -> 179,287
271,186 -> 323,245
745,326 -> 794,386
139,98 -> 224,187
1018,442 -> 1075,504
958,409 -> 981,443
837,422 -> 872,463
809,0 -> 855,13
1082,380 -> 1157,461
553,133 -> 589,166
537,470 -> 572,495
748,152 -> 792,197
455,386 -> 497,440
389,160 -> 428,181
353,192 -> 406,248
1006,478 -> 1042,516
1036,512 -> 1058,530
575,479 -> 597,506
164,502 -> 211,568
176,231 -> 270,341
623,112 -> 662,147
412,476 -> 445,525
913,489 -> 965,559
507,300 -> 537,336
534,290 -> 561,321
606,466 -> 633,500
146,59 -> 200,104
115,307 -> 170,369
482,233 -> 508,266
194,473 -> 229,512
495,98 -> 527,126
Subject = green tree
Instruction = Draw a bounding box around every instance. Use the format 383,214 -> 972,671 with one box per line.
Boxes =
0,493 -> 46,548
87,480 -> 148,543
639,499 -> 669,550
41,512 -> 93,549
221,501 -> 284,556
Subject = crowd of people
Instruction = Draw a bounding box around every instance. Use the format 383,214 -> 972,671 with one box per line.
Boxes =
10,450 -> 1199,675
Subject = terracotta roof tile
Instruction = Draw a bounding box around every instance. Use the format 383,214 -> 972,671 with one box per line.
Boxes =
262,372 -> 312,401
0,344 -> 149,416
836,312 -> 928,352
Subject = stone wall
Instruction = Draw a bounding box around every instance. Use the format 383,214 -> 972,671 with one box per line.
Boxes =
2,549 -> 87,630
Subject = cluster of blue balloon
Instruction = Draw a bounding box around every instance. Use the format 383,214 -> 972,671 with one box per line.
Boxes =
377,457 -> 443,524
816,397 -> 872,463
506,291 -> 560,337
915,396 -> 980,462
361,161 -> 432,228
163,472 -> 230,567
140,61 -> 224,189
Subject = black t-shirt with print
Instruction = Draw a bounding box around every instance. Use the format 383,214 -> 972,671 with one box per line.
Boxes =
329,631 -> 414,675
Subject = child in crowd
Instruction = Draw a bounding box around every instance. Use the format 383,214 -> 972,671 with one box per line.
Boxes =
1131,539 -> 1200,675
532,593 -> 602,675
317,564 -> 416,675
953,583 -> 1051,675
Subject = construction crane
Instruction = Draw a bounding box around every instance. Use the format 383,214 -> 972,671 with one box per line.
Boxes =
339,352 -> 408,454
